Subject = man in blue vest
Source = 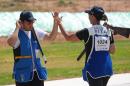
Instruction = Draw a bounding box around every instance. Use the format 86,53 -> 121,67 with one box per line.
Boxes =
7,11 -> 59,86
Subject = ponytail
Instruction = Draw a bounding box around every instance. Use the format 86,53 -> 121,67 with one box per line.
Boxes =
101,14 -> 108,21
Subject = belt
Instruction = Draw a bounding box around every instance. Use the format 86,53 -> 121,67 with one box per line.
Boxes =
15,56 -> 32,59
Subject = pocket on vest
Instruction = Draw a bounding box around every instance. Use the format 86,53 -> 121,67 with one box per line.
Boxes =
14,58 -> 33,82
36,58 -> 48,80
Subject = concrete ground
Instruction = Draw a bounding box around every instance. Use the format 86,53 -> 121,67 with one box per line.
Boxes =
4,73 -> 130,86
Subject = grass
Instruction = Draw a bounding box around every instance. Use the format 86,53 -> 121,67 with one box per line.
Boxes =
0,39 -> 130,85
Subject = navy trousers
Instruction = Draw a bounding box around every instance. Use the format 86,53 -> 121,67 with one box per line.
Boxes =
87,73 -> 110,86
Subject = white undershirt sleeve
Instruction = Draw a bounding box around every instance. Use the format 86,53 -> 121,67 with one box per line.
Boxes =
8,30 -> 20,49
35,28 -> 47,40
13,39 -> 20,49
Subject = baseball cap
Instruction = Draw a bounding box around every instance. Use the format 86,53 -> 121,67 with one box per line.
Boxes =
20,11 -> 36,22
85,6 -> 107,21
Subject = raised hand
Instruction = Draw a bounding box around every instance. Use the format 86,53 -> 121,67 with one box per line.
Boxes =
52,12 -> 58,18
103,22 -> 118,35
52,12 -> 62,25
103,22 -> 112,29
16,20 -> 23,29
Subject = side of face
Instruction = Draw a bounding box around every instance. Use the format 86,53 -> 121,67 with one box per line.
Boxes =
88,14 -> 97,25
89,14 -> 94,24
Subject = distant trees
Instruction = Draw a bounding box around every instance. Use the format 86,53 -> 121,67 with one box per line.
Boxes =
14,0 -> 32,2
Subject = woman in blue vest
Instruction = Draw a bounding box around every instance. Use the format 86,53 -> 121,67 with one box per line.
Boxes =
56,6 -> 116,86
7,11 -> 59,86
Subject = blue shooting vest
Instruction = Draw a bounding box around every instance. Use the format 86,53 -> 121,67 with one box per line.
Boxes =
82,25 -> 113,81
13,29 -> 47,83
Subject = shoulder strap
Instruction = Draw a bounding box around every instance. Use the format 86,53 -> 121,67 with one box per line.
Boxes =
76,34 -> 90,61
31,28 -> 47,62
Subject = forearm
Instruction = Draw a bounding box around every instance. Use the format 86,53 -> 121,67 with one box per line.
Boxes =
58,23 -> 70,40
58,23 -> 79,41
48,20 -> 58,40
7,28 -> 19,47
109,43 -> 116,54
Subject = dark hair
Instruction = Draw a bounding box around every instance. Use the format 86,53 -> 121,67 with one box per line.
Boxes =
101,14 -> 108,21
95,13 -> 108,21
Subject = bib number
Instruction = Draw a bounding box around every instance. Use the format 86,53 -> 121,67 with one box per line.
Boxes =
95,36 -> 110,51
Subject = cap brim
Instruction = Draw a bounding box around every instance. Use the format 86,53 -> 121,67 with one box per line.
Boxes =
27,17 -> 36,22
84,10 -> 91,14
